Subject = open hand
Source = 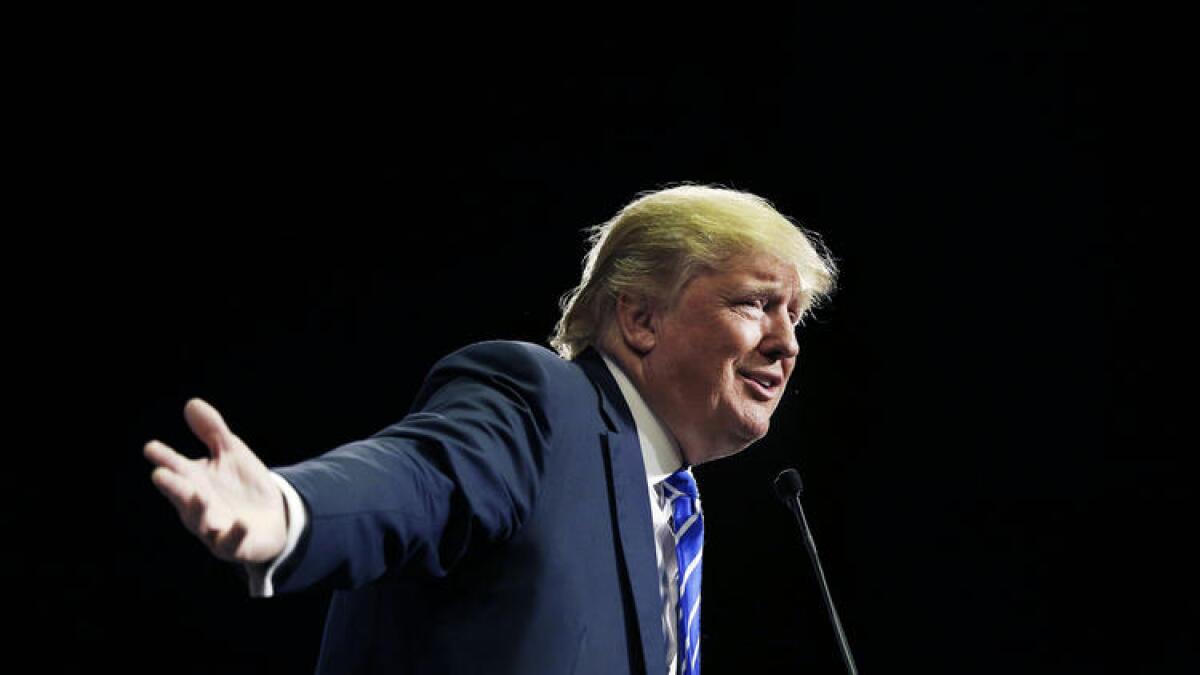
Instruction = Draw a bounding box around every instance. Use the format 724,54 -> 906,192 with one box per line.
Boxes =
145,398 -> 288,564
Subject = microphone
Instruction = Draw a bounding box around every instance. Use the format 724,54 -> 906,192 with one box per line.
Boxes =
773,468 -> 859,675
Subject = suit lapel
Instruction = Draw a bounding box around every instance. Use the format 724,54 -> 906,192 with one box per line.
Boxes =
577,349 -> 668,675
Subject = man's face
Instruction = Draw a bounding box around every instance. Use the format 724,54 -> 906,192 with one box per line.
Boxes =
640,252 -> 802,465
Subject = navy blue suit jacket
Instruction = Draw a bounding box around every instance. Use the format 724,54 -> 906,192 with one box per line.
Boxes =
273,341 -> 670,674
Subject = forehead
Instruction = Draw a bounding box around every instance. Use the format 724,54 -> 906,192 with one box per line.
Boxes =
704,253 -> 801,295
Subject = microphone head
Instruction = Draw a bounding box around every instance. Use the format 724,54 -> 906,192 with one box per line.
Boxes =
772,468 -> 805,502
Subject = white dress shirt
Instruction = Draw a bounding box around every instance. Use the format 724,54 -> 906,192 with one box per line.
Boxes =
599,351 -> 690,675
249,350 -> 693,675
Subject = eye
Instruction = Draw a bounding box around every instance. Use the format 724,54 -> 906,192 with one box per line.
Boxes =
738,298 -> 765,313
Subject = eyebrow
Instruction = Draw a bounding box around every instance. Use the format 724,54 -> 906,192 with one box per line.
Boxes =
739,282 -> 794,301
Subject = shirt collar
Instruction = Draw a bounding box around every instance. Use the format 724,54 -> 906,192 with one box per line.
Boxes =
599,350 -> 685,485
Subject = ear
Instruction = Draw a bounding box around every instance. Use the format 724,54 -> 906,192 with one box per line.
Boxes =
614,292 -> 660,355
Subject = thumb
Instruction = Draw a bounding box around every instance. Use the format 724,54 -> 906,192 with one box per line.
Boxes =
184,398 -> 237,457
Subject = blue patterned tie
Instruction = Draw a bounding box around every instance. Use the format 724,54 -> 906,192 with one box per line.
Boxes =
664,468 -> 704,675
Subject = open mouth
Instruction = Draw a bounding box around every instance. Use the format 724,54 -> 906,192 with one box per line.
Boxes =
739,371 -> 781,400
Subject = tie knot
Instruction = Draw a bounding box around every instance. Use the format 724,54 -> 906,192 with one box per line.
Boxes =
664,468 -> 698,500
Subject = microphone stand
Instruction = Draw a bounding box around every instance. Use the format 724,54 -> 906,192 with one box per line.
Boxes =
773,468 -> 859,675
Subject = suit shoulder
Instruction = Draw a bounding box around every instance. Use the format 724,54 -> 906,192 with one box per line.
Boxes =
442,340 -> 565,366
421,340 -> 592,403
436,340 -> 572,375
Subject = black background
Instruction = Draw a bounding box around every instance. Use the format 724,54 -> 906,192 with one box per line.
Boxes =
22,3 -> 1194,672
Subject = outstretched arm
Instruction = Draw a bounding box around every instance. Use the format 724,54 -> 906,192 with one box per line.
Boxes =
144,398 -> 289,564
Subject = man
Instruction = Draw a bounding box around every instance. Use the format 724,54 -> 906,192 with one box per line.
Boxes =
145,184 -> 836,674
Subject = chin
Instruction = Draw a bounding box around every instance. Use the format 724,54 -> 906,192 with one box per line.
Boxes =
739,418 -> 771,443
688,429 -> 766,465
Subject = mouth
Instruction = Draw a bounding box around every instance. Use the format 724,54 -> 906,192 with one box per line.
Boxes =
738,370 -> 782,401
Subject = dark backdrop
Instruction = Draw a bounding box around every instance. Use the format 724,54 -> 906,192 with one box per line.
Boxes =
25,3 -> 1193,673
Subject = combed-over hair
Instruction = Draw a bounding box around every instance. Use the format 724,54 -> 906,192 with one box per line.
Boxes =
550,185 -> 837,360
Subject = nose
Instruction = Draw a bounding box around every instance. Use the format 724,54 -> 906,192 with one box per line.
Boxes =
761,309 -> 799,361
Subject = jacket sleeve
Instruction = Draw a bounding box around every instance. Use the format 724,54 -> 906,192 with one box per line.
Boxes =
271,341 -> 562,593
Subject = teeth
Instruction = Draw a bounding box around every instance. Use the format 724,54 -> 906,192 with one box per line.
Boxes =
742,373 -> 774,389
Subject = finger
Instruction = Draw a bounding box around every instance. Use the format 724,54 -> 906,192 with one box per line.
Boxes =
150,466 -> 196,513
187,492 -> 230,544
184,398 -> 236,457
212,519 -> 250,561
144,440 -> 191,474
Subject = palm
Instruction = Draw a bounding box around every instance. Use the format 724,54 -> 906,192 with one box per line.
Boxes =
145,399 -> 288,564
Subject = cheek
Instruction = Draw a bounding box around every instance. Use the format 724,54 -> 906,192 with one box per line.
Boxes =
726,321 -> 760,350
666,351 -> 722,404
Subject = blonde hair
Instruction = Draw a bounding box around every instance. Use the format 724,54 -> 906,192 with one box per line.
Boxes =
550,184 -> 837,360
